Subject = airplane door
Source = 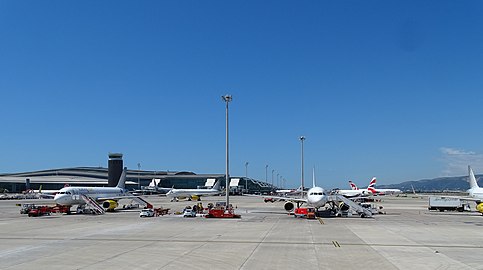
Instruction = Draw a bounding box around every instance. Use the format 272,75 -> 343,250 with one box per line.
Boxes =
72,189 -> 79,201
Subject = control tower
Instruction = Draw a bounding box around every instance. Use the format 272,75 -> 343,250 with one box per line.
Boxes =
108,153 -> 123,187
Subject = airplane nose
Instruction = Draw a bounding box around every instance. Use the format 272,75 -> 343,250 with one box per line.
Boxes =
54,194 -> 68,205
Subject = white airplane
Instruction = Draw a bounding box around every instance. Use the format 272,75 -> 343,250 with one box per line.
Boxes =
332,178 -> 377,198
259,170 -> 372,218
445,166 -> 483,214
132,178 -> 173,195
467,167 -> 483,200
275,186 -> 304,196
54,168 -> 146,212
166,179 -> 222,201
350,177 -> 402,195
24,185 -> 59,198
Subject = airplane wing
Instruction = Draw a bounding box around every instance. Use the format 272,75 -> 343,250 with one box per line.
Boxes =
38,193 -> 56,199
96,194 -> 153,209
96,195 -> 141,201
244,194 -> 308,204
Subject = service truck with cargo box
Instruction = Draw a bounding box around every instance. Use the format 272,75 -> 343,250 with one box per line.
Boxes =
428,196 -> 470,212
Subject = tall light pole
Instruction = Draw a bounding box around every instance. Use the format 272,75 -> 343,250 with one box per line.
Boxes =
300,136 -> 306,197
222,95 -> 232,208
137,163 -> 141,190
244,161 -> 249,192
271,169 -> 275,188
277,173 -> 279,188
265,165 -> 268,183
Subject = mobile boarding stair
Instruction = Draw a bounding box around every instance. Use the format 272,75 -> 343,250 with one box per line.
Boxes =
131,196 -> 153,209
80,194 -> 105,215
328,195 -> 373,218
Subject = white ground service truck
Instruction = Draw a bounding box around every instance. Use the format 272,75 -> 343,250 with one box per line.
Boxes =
428,196 -> 470,212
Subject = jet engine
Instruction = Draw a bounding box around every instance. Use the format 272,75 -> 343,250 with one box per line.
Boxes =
102,200 -> 118,211
338,202 -> 350,211
477,202 -> 483,214
284,202 -> 295,212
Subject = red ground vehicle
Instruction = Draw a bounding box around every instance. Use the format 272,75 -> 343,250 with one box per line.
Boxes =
205,208 -> 241,218
19,203 -> 36,214
205,202 -> 241,218
294,207 -> 316,219
28,206 -> 52,217
154,207 -> 170,216
26,204 -> 70,217
51,204 -> 71,214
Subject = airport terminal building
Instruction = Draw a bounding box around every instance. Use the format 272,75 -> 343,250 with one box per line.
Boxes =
0,167 -> 276,194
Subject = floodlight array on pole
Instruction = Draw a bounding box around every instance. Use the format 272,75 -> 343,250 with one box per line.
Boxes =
300,136 -> 306,198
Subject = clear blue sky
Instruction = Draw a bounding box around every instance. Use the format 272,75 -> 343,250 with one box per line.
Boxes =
1,1 -> 483,188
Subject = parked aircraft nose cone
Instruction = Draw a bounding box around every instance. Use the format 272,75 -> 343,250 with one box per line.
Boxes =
54,194 -> 68,205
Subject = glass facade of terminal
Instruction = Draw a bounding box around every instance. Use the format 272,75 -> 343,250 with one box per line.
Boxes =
0,168 -> 277,194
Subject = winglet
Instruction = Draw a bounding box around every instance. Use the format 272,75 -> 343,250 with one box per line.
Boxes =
116,167 -> 127,189
468,166 -> 480,189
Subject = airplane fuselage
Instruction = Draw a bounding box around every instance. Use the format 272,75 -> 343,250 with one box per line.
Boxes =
306,186 -> 328,208
468,187 -> 483,200
54,186 -> 128,205
374,188 -> 402,194
334,189 -> 372,198
166,188 -> 220,198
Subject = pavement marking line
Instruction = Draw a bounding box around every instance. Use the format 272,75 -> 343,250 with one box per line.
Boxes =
238,216 -> 280,269
332,240 -> 341,248
1,237 -> 482,249
317,217 -> 324,224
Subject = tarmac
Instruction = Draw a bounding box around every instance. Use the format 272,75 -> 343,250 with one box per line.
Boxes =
0,195 -> 482,270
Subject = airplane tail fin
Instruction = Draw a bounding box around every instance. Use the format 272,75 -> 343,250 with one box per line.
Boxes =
213,179 -> 222,190
148,179 -> 156,187
116,167 -> 127,189
149,179 -> 161,188
367,177 -> 377,194
468,166 -> 480,189
349,181 -> 359,190
368,177 -> 377,188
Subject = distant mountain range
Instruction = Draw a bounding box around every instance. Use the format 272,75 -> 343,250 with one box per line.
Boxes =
378,175 -> 483,192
